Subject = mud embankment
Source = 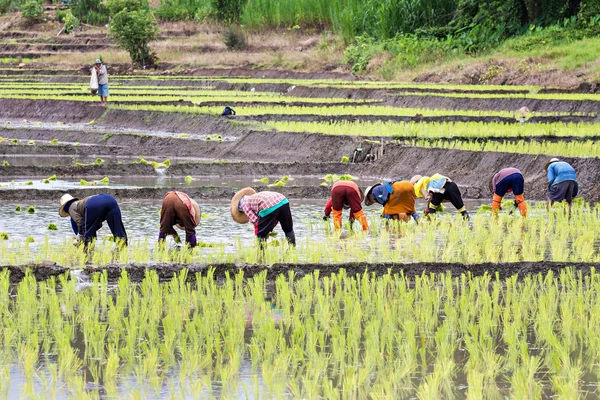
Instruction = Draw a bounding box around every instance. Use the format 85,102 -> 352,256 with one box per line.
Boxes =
0,160 -> 356,179
2,261 -> 597,283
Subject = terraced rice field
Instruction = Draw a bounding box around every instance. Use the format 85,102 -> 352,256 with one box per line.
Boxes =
1,66 -> 600,397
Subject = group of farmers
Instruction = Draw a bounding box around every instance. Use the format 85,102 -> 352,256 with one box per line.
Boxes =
57,158 -> 578,248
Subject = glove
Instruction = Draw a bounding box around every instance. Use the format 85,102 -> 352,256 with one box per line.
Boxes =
322,215 -> 329,221
412,212 -> 421,223
72,234 -> 83,246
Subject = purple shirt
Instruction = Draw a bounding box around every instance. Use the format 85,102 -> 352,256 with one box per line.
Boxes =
492,168 -> 521,192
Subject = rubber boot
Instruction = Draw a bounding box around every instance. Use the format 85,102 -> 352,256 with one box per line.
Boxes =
285,231 -> 296,246
515,194 -> 527,217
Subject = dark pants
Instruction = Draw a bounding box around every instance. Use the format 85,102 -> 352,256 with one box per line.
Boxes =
331,185 -> 362,215
430,181 -> 465,210
83,194 -> 127,244
256,203 -> 295,245
495,173 -> 524,196
548,180 -> 577,204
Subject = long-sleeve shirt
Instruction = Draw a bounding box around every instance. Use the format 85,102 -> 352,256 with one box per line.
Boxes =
159,191 -> 197,247
491,168 -> 521,192
548,161 -> 577,186
97,65 -> 108,85
67,196 -> 92,235
241,191 -> 287,225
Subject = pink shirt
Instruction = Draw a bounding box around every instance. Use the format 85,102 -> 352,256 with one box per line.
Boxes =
492,168 -> 521,191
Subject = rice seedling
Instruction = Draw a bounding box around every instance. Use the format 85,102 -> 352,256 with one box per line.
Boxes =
47,224 -> 58,230
2,161 -> 8,166
185,175 -> 193,183
26,206 -> 35,213
25,236 -> 34,243
0,233 -> 7,240
15,206 -> 21,211
27,140 -> 34,145
50,138 -> 58,145
80,179 -> 89,186
11,139 -> 17,144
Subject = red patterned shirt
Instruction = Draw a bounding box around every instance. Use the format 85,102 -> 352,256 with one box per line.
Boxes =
241,191 -> 286,225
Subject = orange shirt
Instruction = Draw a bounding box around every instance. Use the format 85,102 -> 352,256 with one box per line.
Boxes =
383,181 -> 416,215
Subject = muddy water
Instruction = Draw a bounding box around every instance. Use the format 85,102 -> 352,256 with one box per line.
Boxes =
0,199 -> 489,248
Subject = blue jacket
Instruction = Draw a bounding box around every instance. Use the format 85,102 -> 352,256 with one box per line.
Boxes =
547,161 -> 577,186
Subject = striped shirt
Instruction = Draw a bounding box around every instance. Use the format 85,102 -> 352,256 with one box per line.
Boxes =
241,191 -> 287,225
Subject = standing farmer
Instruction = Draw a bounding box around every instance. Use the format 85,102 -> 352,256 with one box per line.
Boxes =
490,168 -> 527,216
546,158 -> 578,213
159,191 -> 201,248
231,188 -> 296,246
364,180 -> 418,222
323,180 -> 368,231
93,59 -> 109,106
59,193 -> 127,246
410,174 -> 470,220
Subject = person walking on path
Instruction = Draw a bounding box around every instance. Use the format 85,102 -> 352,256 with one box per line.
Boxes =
490,168 -> 527,216
93,59 -> 109,105
231,188 -> 296,246
546,158 -> 578,213
59,193 -> 127,246
323,180 -> 368,231
159,191 -> 201,248
410,174 -> 470,220
364,180 -> 419,223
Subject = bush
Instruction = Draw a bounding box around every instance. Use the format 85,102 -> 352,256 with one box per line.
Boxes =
56,9 -> 67,22
70,0 -> 109,24
63,9 -> 80,33
222,24 -> 247,50
21,0 -> 42,20
155,3 -> 189,20
109,8 -> 159,67
211,0 -> 242,22
0,0 -> 13,15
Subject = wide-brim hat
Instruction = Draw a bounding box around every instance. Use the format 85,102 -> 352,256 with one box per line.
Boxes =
544,158 -> 560,170
363,184 -> 381,206
409,175 -> 422,185
59,193 -> 78,217
231,187 -> 256,224
94,59 -> 101,64
176,198 -> 201,229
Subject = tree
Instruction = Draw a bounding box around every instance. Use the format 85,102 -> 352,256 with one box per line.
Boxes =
109,8 -> 158,68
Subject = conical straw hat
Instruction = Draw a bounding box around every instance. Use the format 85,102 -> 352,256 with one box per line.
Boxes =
231,187 -> 256,224
363,184 -> 381,206
59,193 -> 78,217
544,158 -> 560,170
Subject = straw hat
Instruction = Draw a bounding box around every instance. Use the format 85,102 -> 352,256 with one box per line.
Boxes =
545,158 -> 560,170
409,175 -> 422,185
176,198 -> 201,229
59,193 -> 78,217
231,187 -> 256,224
363,184 -> 381,206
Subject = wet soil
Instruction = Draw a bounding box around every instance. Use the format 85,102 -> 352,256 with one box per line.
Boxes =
0,185 -> 331,201
82,261 -> 600,283
0,263 -> 69,283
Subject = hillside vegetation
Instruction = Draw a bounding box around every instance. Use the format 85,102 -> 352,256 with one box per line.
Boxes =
1,0 -> 600,84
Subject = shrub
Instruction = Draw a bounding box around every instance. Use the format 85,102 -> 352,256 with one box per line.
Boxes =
109,8 -> 159,68
211,0 -> 242,22
155,4 -> 189,20
21,0 -> 42,20
223,25 -> 247,50
64,10 -> 80,33
70,0 -> 109,24
56,9 -> 67,22
0,0 -> 13,15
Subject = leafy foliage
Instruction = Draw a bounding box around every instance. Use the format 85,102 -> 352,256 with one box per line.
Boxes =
20,0 -> 42,20
109,5 -> 159,68
63,9 -> 80,33
222,25 -> 247,50
70,0 -> 109,25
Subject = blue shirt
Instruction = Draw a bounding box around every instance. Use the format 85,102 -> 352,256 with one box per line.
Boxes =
548,161 -> 577,186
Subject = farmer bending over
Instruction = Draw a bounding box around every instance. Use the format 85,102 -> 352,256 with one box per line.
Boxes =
364,180 -> 419,223
323,180 -> 368,231
231,188 -> 296,246
59,193 -> 127,246
92,59 -> 109,106
546,158 -> 578,213
490,168 -> 527,216
159,191 -> 201,248
410,174 -> 470,220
